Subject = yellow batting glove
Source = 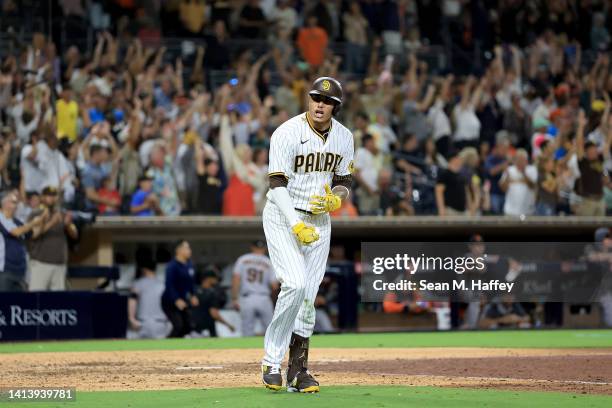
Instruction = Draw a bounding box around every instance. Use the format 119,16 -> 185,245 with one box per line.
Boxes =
292,221 -> 320,245
309,184 -> 342,215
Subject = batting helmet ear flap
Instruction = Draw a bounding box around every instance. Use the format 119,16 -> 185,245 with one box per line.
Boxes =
332,102 -> 341,116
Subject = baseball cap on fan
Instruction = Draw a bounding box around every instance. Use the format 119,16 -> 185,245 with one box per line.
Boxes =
42,186 -> 59,196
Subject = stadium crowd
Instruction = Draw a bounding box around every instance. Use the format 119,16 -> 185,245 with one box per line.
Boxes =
0,1 -> 610,219
1,2 -> 611,337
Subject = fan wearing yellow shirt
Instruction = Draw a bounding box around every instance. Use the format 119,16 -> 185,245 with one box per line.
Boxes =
56,86 -> 79,141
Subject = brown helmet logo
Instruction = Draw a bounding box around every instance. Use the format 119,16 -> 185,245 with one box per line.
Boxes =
322,80 -> 331,91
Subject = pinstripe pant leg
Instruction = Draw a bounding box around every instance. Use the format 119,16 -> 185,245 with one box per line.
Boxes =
293,214 -> 331,338
261,203 -> 307,368
259,297 -> 274,333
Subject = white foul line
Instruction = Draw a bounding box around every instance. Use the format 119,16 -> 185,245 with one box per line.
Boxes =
175,366 -> 224,371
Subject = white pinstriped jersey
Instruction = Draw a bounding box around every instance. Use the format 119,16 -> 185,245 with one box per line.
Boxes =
233,253 -> 275,296
267,112 -> 354,211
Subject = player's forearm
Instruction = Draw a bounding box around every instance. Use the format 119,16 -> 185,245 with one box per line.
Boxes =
231,275 -> 240,301
210,308 -> 229,325
128,297 -> 138,322
435,185 -> 445,214
332,174 -> 352,200
269,186 -> 301,226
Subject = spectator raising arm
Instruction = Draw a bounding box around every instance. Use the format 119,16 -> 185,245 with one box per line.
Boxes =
31,208 -> 59,239
102,31 -> 118,67
218,113 -> 260,187
418,83 -> 436,112
91,32 -> 105,70
435,183 -> 446,216
407,52 -> 418,85
174,57 -> 184,97
195,140 -> 206,176
190,46 -> 206,85
491,46 -> 505,82
9,211 -> 44,238
471,77 -> 486,110
576,109 -> 587,160
0,140 -> 10,178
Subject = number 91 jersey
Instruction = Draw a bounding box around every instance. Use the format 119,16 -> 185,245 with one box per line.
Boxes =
234,253 -> 276,296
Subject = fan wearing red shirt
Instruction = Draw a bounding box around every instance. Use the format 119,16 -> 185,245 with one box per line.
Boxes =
97,176 -> 121,215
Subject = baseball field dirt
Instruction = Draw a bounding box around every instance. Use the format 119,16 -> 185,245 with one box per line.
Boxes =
2,347 -> 612,395
1,330 -> 611,407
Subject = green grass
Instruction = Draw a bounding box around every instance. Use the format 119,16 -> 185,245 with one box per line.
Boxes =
0,330 -> 611,354
9,387 -> 612,408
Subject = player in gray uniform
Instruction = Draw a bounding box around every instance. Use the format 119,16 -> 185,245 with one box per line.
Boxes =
231,240 -> 279,336
261,77 -> 354,393
128,259 -> 170,339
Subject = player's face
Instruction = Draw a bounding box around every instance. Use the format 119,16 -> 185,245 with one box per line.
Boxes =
308,94 -> 335,126
177,241 -> 192,260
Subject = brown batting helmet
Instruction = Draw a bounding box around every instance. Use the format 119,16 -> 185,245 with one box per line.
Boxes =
309,77 -> 343,114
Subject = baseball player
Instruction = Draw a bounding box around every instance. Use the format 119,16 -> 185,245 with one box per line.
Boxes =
231,240 -> 279,336
261,77 -> 354,393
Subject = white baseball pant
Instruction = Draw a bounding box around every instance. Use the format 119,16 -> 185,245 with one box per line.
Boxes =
261,201 -> 331,368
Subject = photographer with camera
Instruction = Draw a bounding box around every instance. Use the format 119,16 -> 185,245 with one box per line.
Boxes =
27,186 -> 78,291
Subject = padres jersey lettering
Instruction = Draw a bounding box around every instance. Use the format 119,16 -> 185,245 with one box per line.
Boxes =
267,112 -> 354,211
294,152 -> 342,173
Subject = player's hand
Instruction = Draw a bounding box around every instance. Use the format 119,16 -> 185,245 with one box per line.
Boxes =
129,318 -> 142,331
292,221 -> 319,245
175,298 -> 188,310
309,184 -> 342,214
232,300 -> 240,311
